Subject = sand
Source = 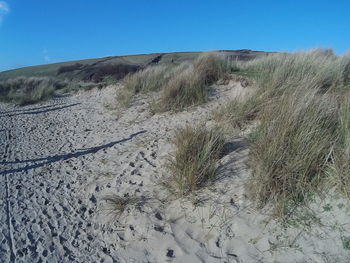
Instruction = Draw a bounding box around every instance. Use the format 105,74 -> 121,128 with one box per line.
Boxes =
1,82 -> 350,263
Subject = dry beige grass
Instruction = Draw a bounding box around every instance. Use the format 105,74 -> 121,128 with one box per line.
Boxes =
118,52 -> 229,111
327,93 -> 350,199
155,53 -> 227,112
0,77 -> 61,105
117,65 -> 170,107
101,194 -> 144,219
166,125 -> 225,196
214,49 -> 350,217
213,93 -> 262,130
117,64 -> 189,107
154,66 -> 208,112
123,65 -> 171,93
247,89 -> 338,216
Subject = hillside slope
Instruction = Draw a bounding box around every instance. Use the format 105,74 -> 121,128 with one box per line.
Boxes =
0,50 -> 268,81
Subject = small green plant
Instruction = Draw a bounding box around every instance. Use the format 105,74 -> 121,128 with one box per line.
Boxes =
341,236 -> 350,250
166,125 -> 225,196
283,208 -> 321,229
322,204 -> 332,212
337,203 -> 345,209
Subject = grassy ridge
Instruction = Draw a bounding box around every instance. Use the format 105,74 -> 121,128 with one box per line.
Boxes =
215,49 -> 350,217
0,50 -> 267,106
118,52 -> 230,111
0,50 -> 267,81
164,49 -> 350,220
0,52 -> 201,81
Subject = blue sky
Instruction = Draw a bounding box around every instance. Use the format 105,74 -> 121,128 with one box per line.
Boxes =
0,0 -> 349,71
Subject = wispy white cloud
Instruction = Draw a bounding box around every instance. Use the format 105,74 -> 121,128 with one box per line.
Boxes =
42,48 -> 52,63
0,1 -> 9,12
0,1 -> 10,24
44,55 -> 51,62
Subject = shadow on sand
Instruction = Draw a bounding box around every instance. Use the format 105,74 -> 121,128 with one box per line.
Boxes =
0,103 -> 81,117
1,130 -> 146,175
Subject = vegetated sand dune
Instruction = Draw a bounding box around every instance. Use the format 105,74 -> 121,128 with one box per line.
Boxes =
0,81 -> 349,262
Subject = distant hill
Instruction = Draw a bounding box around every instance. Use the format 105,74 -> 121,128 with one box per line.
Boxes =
0,50 -> 270,82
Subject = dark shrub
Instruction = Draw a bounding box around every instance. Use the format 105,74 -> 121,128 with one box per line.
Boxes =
82,63 -> 141,83
57,63 -> 84,74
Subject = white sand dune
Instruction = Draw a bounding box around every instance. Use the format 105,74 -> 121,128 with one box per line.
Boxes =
1,82 -> 349,262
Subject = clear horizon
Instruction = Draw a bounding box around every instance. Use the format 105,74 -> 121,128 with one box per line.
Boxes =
1,0 -> 349,71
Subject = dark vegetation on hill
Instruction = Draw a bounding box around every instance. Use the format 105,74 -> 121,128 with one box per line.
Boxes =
58,63 -> 141,83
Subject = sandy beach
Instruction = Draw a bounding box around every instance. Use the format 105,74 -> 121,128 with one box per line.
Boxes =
1,82 -> 350,263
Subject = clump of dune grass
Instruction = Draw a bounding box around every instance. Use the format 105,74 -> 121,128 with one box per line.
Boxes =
327,94 -> 350,199
101,194 -> 144,219
118,52 -> 229,111
166,125 -> 225,196
213,93 -> 262,129
117,64 -> 176,107
123,65 -> 171,93
192,52 -> 227,85
212,49 -> 350,218
247,89 -> 339,217
0,77 -> 66,105
215,49 -> 350,130
155,53 -> 227,112
116,86 -> 134,108
212,90 -> 264,131
241,49 -> 350,94
154,66 -> 209,112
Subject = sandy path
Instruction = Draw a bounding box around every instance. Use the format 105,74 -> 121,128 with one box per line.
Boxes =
1,84 -> 350,263
0,84 -> 231,262
0,93 -> 132,262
